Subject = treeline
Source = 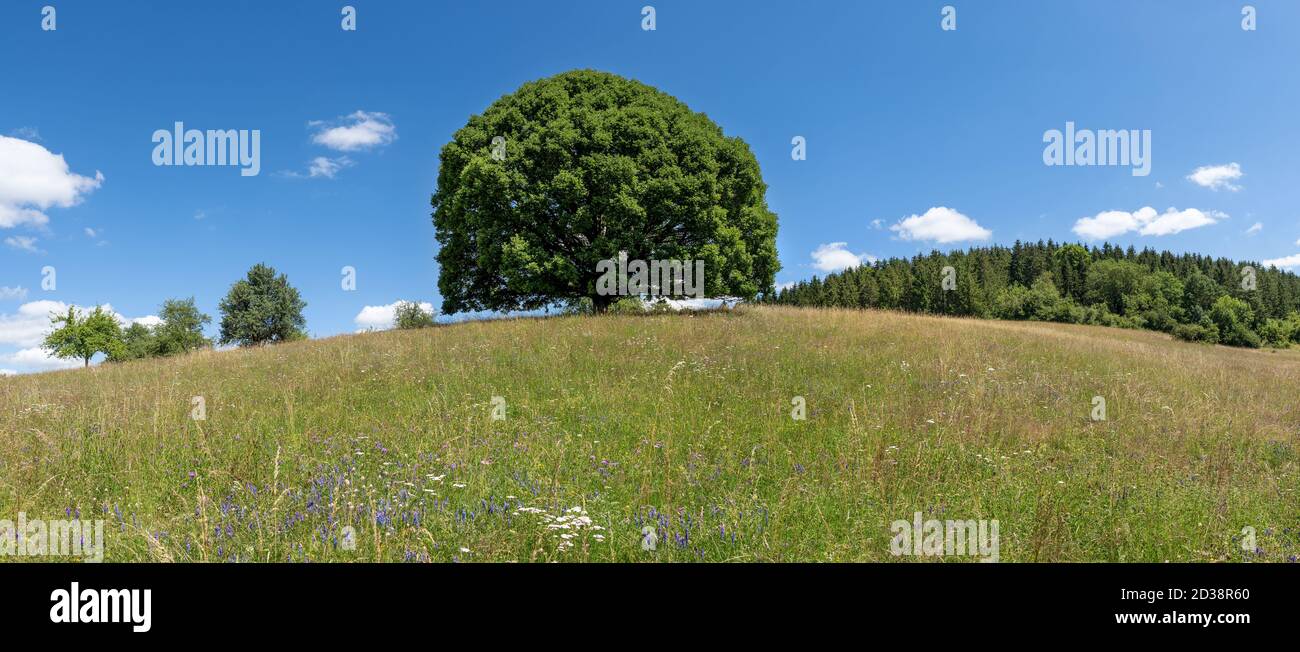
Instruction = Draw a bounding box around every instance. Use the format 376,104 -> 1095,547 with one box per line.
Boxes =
42,263 -> 311,367
40,264 -> 441,369
769,241 -> 1300,348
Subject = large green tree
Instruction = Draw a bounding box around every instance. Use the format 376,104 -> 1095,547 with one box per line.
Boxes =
431,69 -> 780,313
218,264 -> 307,346
42,306 -> 123,367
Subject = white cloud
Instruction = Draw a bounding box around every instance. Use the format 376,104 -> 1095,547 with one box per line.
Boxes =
0,300 -> 68,348
1072,208 -> 1153,240
0,346 -> 81,372
1245,222 -> 1263,236
889,207 -> 992,243
870,219 -> 884,230
1072,206 -> 1223,240
1137,208 -> 1222,236
84,227 -> 98,238
1186,162 -> 1243,191
811,242 -> 876,272
0,368 -> 16,376
5,235 -> 41,253
0,286 -> 27,301
354,300 -> 435,331
310,111 -> 396,152
308,156 -> 353,179
130,315 -> 163,328
1261,253 -> 1300,269
0,135 -> 103,229
776,281 -> 796,291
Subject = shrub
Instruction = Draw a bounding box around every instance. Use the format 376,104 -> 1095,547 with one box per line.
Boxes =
1258,318 -> 1297,348
1172,322 -> 1218,344
606,297 -> 646,315
393,301 -> 437,329
1208,295 -> 1261,348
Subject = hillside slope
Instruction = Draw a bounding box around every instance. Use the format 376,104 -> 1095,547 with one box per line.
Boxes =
1,306 -> 1297,562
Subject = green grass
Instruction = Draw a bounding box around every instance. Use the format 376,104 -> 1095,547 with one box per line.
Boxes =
1,306 -> 1297,562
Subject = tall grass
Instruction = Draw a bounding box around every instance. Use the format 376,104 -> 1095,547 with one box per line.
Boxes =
1,306 -> 1296,562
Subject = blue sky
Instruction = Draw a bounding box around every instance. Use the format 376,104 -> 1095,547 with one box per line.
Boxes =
2,0 -> 1299,373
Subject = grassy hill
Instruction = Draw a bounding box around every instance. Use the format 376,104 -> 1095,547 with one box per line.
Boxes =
2,306 -> 1297,562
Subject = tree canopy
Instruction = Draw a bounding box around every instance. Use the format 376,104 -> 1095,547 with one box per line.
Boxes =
218,264 -> 307,346
42,306 -> 122,367
431,69 -> 779,313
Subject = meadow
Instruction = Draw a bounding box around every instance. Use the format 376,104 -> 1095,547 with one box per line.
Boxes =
1,306 -> 1296,562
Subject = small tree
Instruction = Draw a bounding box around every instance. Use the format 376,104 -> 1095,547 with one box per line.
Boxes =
156,297 -> 212,355
393,301 -> 437,329
42,306 -> 123,367
218,264 -> 307,346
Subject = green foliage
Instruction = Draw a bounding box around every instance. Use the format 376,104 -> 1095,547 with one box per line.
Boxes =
1208,295 -> 1261,348
155,298 -> 212,355
218,263 -> 307,347
393,301 -> 437,330
1051,243 -> 1091,303
606,296 -> 646,315
994,274 -> 1079,323
42,306 -> 123,367
1123,272 -> 1185,332
773,240 -> 1300,349
1171,321 -> 1220,344
1258,312 -> 1300,348
1085,259 -> 1145,315
1180,271 -> 1223,323
432,69 -> 779,314
107,298 -> 212,363
109,322 -> 160,362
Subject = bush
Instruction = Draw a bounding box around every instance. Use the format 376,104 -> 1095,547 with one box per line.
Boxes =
393,301 -> 437,329
1081,303 -> 1139,329
1172,322 -> 1219,344
1208,295 -> 1261,348
1258,318 -> 1297,348
606,297 -> 646,315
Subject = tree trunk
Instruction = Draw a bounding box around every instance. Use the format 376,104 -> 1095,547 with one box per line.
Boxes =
592,294 -> 614,314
